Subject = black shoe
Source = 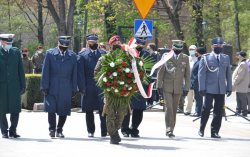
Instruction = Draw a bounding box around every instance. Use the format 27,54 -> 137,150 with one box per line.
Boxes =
49,130 -> 55,138
166,131 -> 175,138
9,132 -> 20,138
122,132 -> 129,137
211,133 -> 221,138
110,138 -> 119,144
101,133 -> 107,137
184,112 -> 191,116
131,134 -> 140,138
56,132 -> 65,138
2,133 -> 8,138
88,133 -> 94,137
198,130 -> 204,137
177,109 -> 184,113
191,113 -> 199,117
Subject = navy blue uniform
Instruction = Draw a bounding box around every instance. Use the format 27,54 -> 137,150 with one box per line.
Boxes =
77,48 -> 107,136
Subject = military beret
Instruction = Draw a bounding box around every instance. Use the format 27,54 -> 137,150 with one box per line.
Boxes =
108,35 -> 120,45
58,36 -> 71,47
172,40 -> 184,50
135,37 -> 146,45
0,34 -> 15,43
211,37 -> 224,45
86,34 -> 98,41
236,51 -> 247,58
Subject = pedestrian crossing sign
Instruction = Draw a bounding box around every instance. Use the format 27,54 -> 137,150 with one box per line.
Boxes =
134,19 -> 153,39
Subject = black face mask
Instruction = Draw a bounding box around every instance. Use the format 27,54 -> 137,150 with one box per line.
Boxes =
22,54 -> 27,58
174,49 -> 182,55
195,53 -> 199,57
59,46 -> 68,52
136,46 -> 143,52
89,43 -> 98,50
112,45 -> 121,51
213,47 -> 222,54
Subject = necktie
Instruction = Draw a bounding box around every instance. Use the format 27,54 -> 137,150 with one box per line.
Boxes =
217,56 -> 219,64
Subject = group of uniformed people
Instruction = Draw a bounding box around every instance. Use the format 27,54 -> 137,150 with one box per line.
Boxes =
0,32 -> 239,144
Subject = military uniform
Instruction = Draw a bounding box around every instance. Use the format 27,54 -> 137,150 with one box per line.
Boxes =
121,41 -> 150,138
157,40 -> 190,137
41,36 -> 77,138
95,35 -> 128,144
22,57 -> 33,74
198,37 -> 232,138
0,34 -> 26,138
157,52 -> 190,135
31,51 -> 45,73
77,34 -> 107,137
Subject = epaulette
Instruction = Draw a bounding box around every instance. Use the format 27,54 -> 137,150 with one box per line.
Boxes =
221,53 -> 228,57
46,48 -> 55,53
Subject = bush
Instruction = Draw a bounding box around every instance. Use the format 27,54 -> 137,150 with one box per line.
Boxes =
21,74 -> 81,110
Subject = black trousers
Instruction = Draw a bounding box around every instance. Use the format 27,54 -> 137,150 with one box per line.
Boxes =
85,110 -> 107,136
48,113 -> 67,133
0,113 -> 19,135
236,92 -> 248,115
194,86 -> 203,116
121,109 -> 143,135
200,93 -> 225,134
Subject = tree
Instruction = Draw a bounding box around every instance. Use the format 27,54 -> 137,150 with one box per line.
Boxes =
191,0 -> 204,47
46,0 -> 76,36
160,0 -> 188,54
234,0 -> 241,51
15,0 -> 49,44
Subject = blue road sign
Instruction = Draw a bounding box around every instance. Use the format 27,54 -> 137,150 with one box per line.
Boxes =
134,19 -> 153,39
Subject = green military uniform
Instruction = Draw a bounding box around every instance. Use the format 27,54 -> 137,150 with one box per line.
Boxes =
31,52 -> 45,73
94,50 -> 129,144
105,97 -> 128,140
0,47 -> 26,115
157,40 -> 190,137
22,57 -> 33,74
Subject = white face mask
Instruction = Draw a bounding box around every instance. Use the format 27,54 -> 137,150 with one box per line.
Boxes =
189,50 -> 196,57
37,50 -> 43,54
4,44 -> 12,50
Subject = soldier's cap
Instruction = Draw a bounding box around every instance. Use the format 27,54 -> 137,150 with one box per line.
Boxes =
86,34 -> 98,42
58,36 -> 71,47
135,37 -> 146,46
196,47 -> 206,55
172,40 -> 184,50
0,34 -> 15,43
211,37 -> 224,45
108,35 -> 120,45
22,48 -> 29,54
236,51 -> 247,58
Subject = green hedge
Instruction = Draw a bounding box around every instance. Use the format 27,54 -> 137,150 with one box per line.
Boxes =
21,74 -> 81,110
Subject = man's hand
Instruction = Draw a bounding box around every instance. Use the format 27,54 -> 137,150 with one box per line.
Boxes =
80,90 -> 86,96
42,89 -> 48,96
226,91 -> 232,97
72,91 -> 77,98
199,90 -> 206,96
157,88 -> 163,97
183,90 -> 189,97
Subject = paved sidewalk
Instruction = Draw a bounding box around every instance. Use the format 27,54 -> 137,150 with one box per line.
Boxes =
0,93 -> 250,157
